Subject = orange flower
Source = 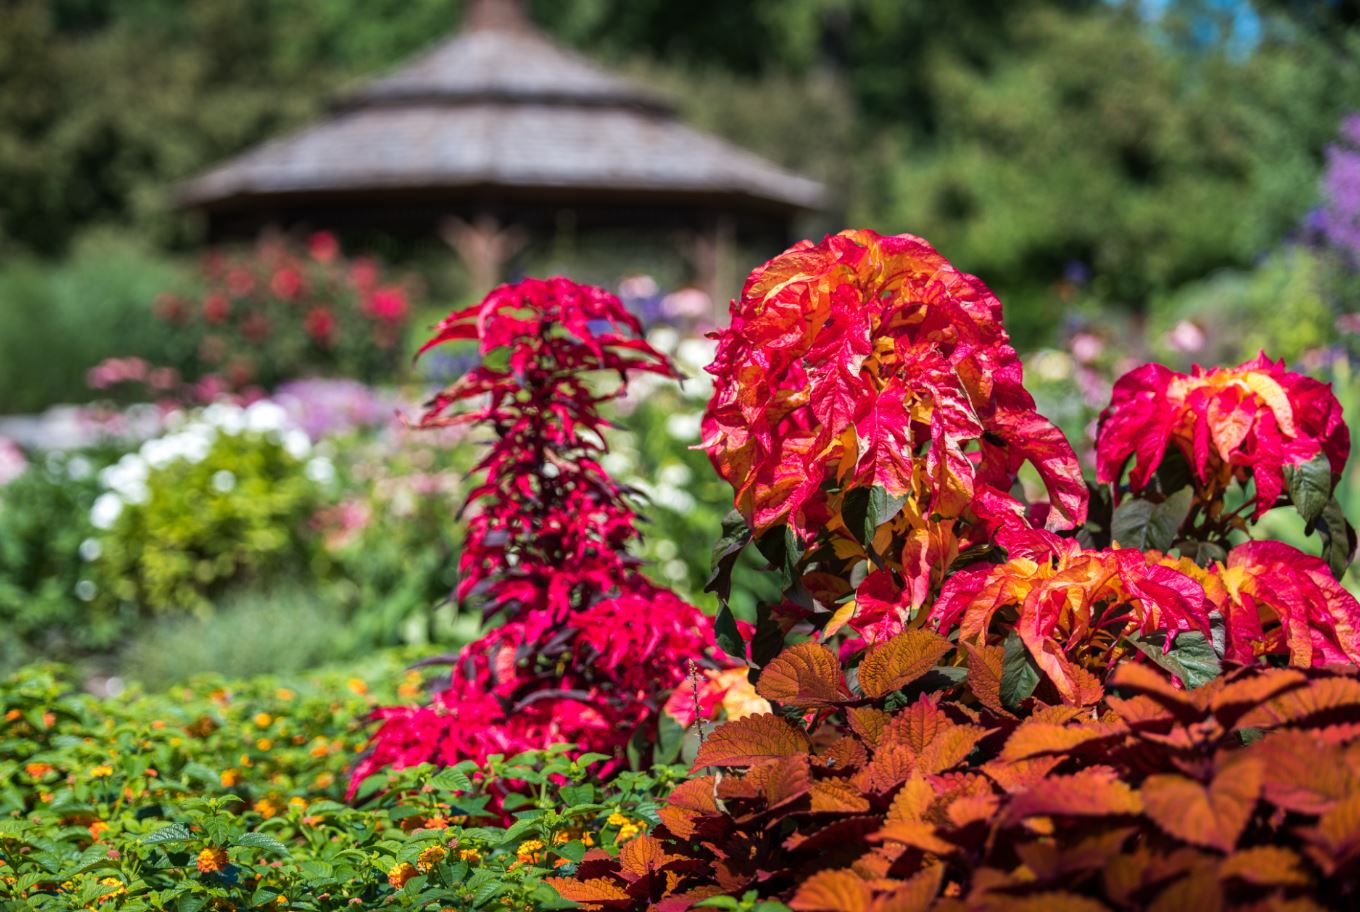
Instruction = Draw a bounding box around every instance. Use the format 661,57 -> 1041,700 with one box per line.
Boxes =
220,768 -> 241,787
197,846 -> 230,874
254,798 -> 279,819
387,862 -> 417,889
417,844 -> 447,872
24,762 -> 53,778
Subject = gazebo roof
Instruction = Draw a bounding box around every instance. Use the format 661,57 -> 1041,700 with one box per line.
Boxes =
177,1 -> 824,217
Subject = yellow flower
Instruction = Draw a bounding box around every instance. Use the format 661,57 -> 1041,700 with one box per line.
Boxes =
288,796 -> 308,810
515,839 -> 545,863
275,688 -> 295,701
606,812 -> 629,827
458,847 -> 481,863
197,846 -> 230,874
96,876 -> 126,903
256,738 -> 272,751
417,844 -> 447,872
387,862 -> 417,889
617,823 -> 641,842
313,771 -> 335,789
346,678 -> 368,696
220,768 -> 242,787
254,798 -> 280,819
253,713 -> 273,728
89,765 -> 113,779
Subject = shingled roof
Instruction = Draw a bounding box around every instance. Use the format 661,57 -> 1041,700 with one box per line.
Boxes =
177,0 -> 824,218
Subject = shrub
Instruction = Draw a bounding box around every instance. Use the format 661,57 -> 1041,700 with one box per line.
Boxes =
0,449 -> 112,668
557,229 -> 1360,910
352,279 -> 746,796
90,401 -> 324,615
147,232 -> 417,392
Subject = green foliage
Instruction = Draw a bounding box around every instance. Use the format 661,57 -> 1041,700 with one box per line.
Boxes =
1148,246 -> 1335,366
0,660 -> 682,909
0,451 -> 115,670
0,234 -> 187,413
94,429 -> 322,617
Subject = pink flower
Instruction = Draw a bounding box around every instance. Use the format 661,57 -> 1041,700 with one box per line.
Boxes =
308,231 -> 340,263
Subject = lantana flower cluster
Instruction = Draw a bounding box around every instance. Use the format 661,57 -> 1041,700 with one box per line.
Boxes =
351,278 -> 742,796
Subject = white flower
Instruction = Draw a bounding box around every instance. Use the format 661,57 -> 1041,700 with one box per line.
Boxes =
66,455 -> 92,481
647,326 -> 680,356
245,400 -> 289,434
676,338 -> 717,374
202,403 -> 246,435
78,538 -> 102,562
663,560 -> 688,582
665,412 -> 703,443
90,493 -> 124,530
305,456 -> 336,485
658,463 -> 692,487
100,455 -> 149,504
601,452 -> 633,477
282,429 -> 311,460
211,470 -> 237,493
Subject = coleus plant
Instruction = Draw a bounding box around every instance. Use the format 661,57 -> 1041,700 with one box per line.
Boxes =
350,278 -> 741,797
558,229 -> 1360,909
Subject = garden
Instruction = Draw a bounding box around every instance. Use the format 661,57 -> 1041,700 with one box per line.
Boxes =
7,2 -> 1360,910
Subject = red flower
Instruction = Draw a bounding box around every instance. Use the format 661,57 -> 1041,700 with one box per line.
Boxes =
304,307 -> 336,346
201,293 -> 231,325
308,231 -> 340,263
365,287 -> 409,324
270,266 -> 304,300
1097,353 -> 1350,517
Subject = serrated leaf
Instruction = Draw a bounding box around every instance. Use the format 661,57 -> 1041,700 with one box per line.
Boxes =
142,824 -> 193,845
857,629 -> 952,698
756,641 -> 848,708
234,831 -> 288,855
547,877 -> 631,904
788,868 -> 874,912
1142,760 -> 1262,852
692,713 -> 810,770
429,766 -> 473,793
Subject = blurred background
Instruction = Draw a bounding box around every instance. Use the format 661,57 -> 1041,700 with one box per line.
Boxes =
2,0 -> 1359,688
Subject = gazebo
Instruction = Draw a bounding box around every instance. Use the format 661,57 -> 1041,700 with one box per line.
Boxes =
177,0 -> 824,293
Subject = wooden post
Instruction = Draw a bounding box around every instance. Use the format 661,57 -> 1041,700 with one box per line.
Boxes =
441,214 -> 527,294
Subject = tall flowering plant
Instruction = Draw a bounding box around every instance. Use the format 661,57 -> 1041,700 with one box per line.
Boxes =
152,232 -> 415,390
350,279 -> 743,797
559,230 -> 1360,911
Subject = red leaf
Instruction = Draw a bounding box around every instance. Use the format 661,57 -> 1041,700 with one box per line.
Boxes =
692,713 -> 811,770
857,629 -> 953,698
757,641 -> 851,708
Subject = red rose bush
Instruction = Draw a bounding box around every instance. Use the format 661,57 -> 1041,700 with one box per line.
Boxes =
554,230 -> 1360,910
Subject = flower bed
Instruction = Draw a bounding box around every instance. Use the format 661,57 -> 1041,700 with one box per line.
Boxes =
0,659 -> 688,910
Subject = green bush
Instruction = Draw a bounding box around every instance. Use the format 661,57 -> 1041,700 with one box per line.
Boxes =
0,449 -> 123,671
92,408 -> 323,616
0,233 -> 187,413
0,660 -> 684,910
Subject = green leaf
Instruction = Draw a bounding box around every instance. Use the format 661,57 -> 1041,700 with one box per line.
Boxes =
429,766 -> 473,793
235,832 -> 289,855
1129,630 -> 1221,689
1286,451 -> 1333,523
841,486 -> 907,553
143,824 -> 193,845
1314,496 -> 1358,580
706,510 -> 752,607
1111,487 -> 1192,551
713,605 -> 745,660
1000,632 -> 1040,710
755,524 -> 804,587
